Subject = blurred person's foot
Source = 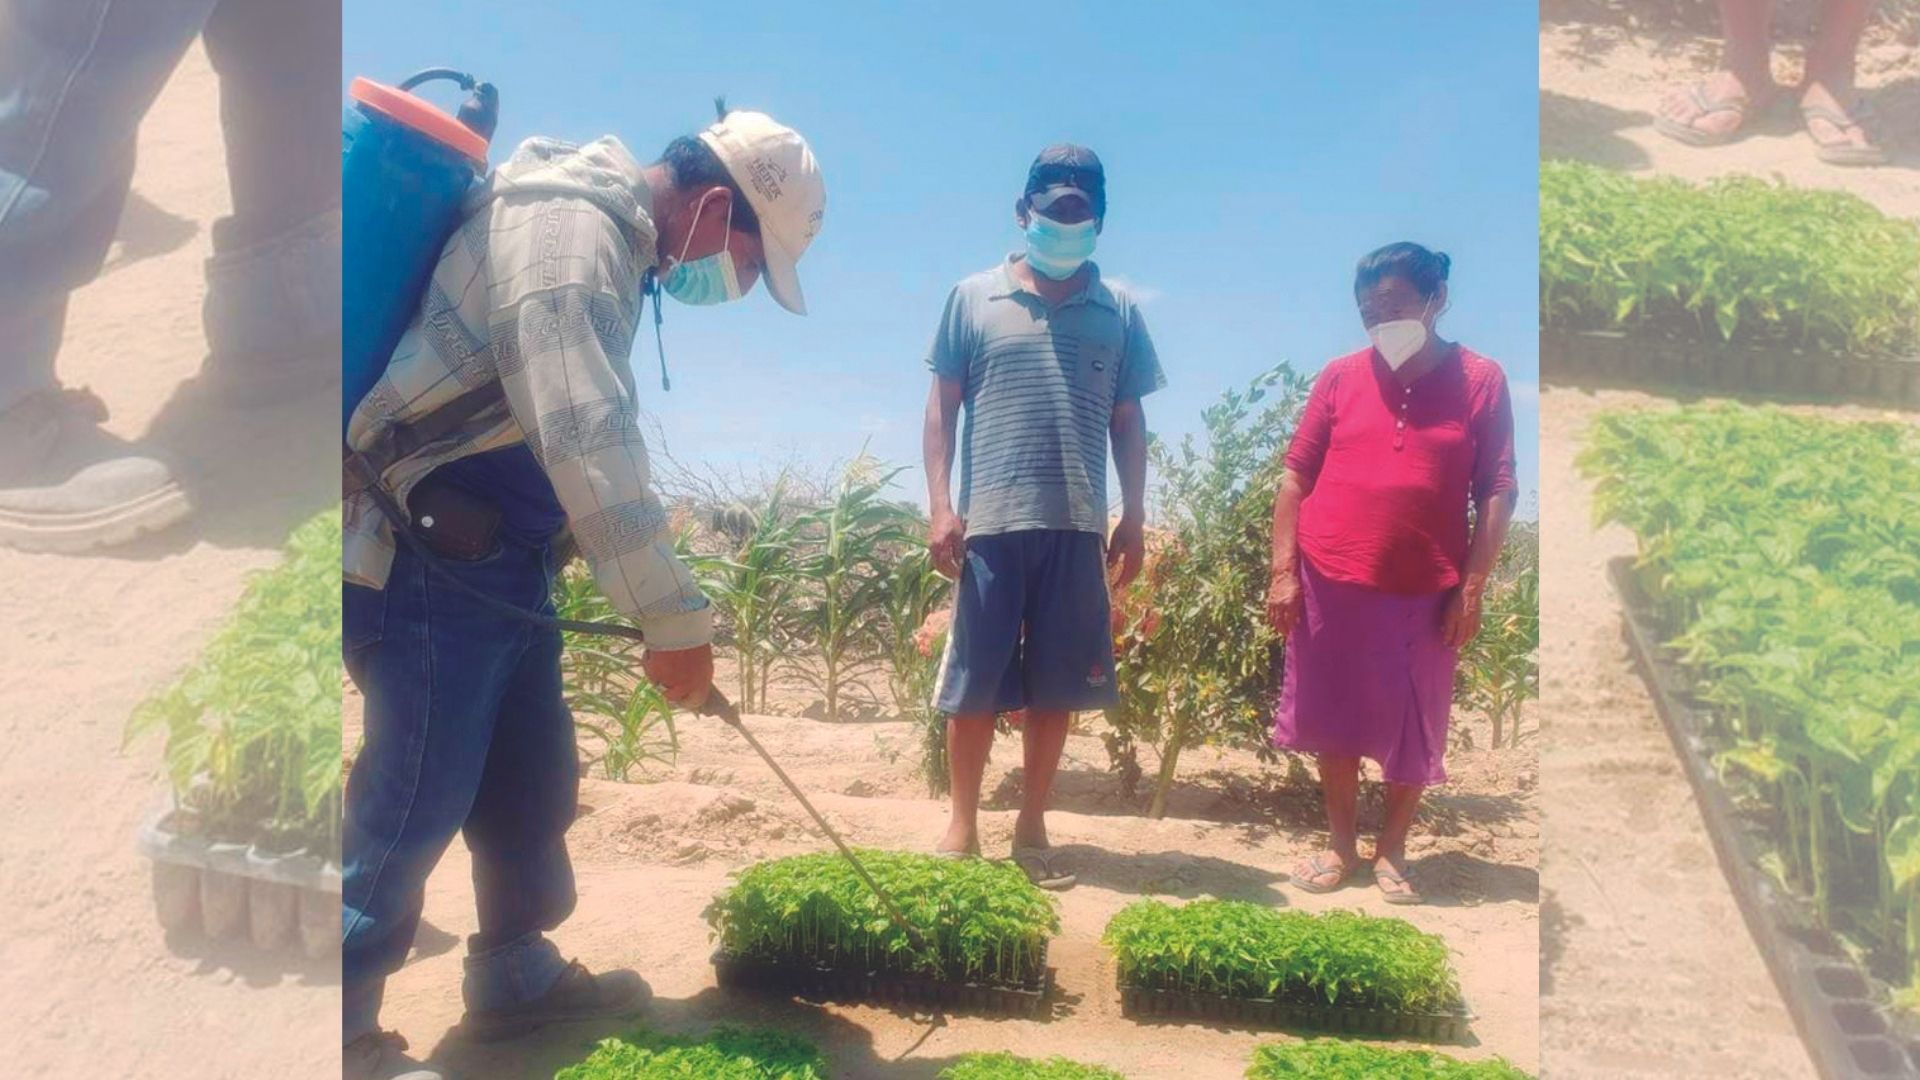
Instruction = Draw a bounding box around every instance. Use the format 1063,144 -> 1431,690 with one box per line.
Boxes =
457,960 -> 651,1043
343,1030 -> 449,1080
190,208 -> 342,409
1799,80 -> 1888,166
0,388 -> 190,552
1654,71 -> 1779,146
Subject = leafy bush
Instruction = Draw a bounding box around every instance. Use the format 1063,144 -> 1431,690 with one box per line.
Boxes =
1580,404 -> 1920,993
705,850 -> 1060,987
1102,899 -> 1462,1012
1106,364 -> 1309,816
1540,159 -> 1920,356
555,560 -> 679,782
1455,523 -> 1539,749
940,1052 -> 1127,1080
125,508 -> 342,859
554,1026 -> 827,1080
1247,1040 -> 1532,1079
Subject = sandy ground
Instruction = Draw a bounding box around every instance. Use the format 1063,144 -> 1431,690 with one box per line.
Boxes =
0,46 -> 337,1079
349,679 -> 1539,1078
1539,6 -> 1918,1077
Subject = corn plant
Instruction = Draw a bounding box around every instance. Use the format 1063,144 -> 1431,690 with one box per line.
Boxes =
1106,364 -> 1309,817
125,508 -> 343,860
554,560 -> 678,782
555,1026 -> 827,1080
941,1053 -> 1127,1080
885,547 -> 954,794
1541,160 -> 1920,356
1247,1040 -> 1533,1079
705,850 -> 1060,987
1102,899 -> 1463,1013
788,456 -> 919,719
691,475 -> 806,714
1455,524 -> 1540,749
1581,404 -> 1920,996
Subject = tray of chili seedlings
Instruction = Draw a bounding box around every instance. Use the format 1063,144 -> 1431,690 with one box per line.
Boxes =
1103,899 -> 1472,1042
1542,328 -> 1920,408
125,508 -> 343,960
1612,557 -> 1920,1080
938,1052 -> 1127,1079
1247,1038 -> 1533,1079
554,1024 -> 828,1079
705,850 -> 1059,1017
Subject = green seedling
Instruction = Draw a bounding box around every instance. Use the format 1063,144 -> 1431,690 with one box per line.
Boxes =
554,1026 -> 827,1080
1247,1039 -> 1534,1079
1102,899 -> 1462,1013
940,1052 -> 1129,1080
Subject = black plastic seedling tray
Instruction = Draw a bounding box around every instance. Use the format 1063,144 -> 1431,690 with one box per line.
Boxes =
136,804 -> 339,959
1612,558 -> 1920,1079
1117,983 -> 1473,1042
1546,329 -> 1920,408
712,944 -> 1051,1018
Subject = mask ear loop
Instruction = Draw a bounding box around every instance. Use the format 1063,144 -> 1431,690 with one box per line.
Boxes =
644,268 -> 669,392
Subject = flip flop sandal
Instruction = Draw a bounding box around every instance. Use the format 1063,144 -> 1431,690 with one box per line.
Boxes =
1289,852 -> 1358,895
1011,846 -> 1076,890
1375,864 -> 1424,906
1801,102 -> 1889,167
1654,81 -> 1769,147
933,845 -> 981,861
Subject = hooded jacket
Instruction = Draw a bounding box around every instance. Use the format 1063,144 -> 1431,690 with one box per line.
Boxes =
343,135 -> 712,650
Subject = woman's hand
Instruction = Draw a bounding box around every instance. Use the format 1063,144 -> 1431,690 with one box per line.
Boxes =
1441,586 -> 1484,649
1266,569 -> 1304,638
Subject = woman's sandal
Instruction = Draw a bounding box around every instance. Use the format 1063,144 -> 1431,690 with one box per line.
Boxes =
1654,80 -> 1774,147
1290,852 -> 1360,894
1374,862 -> 1424,906
1011,846 -> 1076,890
1801,100 -> 1889,167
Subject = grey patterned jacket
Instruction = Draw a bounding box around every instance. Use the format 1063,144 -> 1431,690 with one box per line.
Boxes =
343,135 -> 713,650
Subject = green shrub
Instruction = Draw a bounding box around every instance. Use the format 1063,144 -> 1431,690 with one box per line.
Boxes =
1455,523 -> 1539,749
940,1052 -> 1128,1080
705,850 -> 1060,987
1102,899 -> 1461,1012
125,508 -> 342,859
554,1026 -> 826,1079
1540,159 -> 1920,356
1580,404 -> 1920,994
1247,1040 -> 1532,1079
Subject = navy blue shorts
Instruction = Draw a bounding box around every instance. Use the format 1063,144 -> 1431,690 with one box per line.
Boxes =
933,529 -> 1117,716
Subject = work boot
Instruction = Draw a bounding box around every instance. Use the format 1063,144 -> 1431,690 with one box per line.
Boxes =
457,959 -> 652,1043
343,1030 -> 450,1080
0,387 -> 190,552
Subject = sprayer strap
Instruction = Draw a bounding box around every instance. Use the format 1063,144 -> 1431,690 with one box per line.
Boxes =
343,382 -> 505,497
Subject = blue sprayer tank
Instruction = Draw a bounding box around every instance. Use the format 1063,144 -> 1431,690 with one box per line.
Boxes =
340,70 -> 498,438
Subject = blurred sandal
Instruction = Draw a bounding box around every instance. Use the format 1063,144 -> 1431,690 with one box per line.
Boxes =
1289,851 -> 1361,894
1654,78 -> 1775,147
1800,99 -> 1889,166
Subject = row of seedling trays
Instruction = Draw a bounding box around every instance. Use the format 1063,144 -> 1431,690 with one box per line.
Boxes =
702,850 -> 1473,1042
1545,329 -> 1920,408
139,803 -> 338,958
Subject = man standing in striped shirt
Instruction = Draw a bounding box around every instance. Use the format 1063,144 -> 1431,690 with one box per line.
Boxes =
922,145 -> 1164,890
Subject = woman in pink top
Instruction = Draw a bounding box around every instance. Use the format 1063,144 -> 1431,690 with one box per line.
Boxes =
1268,243 -> 1518,904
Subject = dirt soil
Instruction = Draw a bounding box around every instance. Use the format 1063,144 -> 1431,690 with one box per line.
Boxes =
1540,7 -> 1918,1076
348,678 -> 1539,1079
0,47 -> 338,1079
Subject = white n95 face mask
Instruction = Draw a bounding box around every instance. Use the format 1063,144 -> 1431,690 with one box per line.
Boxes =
1368,297 -> 1439,370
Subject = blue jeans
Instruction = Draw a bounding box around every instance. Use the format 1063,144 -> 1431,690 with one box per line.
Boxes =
0,0 -> 339,412
341,538 -> 580,1043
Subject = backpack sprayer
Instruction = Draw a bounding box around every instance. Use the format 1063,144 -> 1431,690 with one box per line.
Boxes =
341,71 -> 929,954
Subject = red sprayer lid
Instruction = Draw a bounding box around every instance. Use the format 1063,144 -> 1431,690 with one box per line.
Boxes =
349,76 -> 489,164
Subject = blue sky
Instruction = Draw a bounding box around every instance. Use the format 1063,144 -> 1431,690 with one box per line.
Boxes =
345,2 -> 1539,519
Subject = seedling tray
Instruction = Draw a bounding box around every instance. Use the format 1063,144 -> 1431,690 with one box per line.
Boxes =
711,944 -> 1051,1018
136,804 -> 339,959
1546,329 -> 1920,408
1612,558 -> 1920,1079
1117,982 -> 1473,1042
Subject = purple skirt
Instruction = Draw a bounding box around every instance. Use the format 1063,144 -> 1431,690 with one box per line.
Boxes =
1272,558 -> 1457,786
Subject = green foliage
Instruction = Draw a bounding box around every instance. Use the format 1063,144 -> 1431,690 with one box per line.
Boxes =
125,509 -> 342,858
1455,524 -> 1539,749
554,560 -> 679,782
883,547 -> 954,795
1247,1040 -> 1533,1079
692,476 -> 806,714
1102,899 -> 1462,1013
1580,404 -> 1920,993
1540,159 -> 1920,356
940,1052 -> 1128,1080
1107,364 -> 1309,817
554,1026 -> 827,1080
705,850 -> 1061,987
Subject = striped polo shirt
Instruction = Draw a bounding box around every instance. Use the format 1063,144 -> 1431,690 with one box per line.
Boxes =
927,256 -> 1165,538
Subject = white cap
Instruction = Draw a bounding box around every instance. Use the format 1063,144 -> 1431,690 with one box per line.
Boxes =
698,110 -> 824,315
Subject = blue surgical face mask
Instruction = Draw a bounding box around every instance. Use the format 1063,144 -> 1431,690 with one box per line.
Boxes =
662,192 -> 743,306
1024,210 -> 1097,280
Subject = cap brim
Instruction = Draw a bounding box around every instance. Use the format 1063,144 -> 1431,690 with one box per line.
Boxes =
1029,185 -> 1092,211
760,228 -> 806,315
